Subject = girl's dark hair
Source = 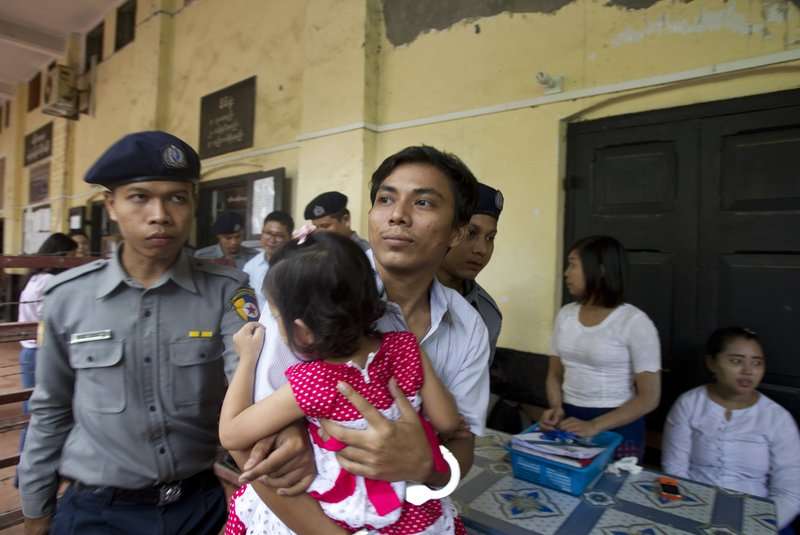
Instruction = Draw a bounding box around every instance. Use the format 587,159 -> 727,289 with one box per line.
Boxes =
34,233 -> 78,275
369,145 -> 478,228
569,235 -> 628,308
706,327 -> 761,358
265,232 -> 385,360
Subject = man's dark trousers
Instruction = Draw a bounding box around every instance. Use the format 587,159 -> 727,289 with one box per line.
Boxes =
50,477 -> 226,535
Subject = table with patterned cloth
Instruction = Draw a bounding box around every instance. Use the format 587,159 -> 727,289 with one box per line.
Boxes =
453,430 -> 778,535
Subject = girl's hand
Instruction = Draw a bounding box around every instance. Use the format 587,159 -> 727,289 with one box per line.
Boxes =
233,322 -> 265,361
558,417 -> 599,438
539,406 -> 565,431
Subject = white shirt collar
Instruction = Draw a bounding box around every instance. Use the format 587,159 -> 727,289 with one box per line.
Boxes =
366,250 -> 449,342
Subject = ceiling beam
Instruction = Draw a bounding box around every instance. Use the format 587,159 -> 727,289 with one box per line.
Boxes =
0,18 -> 64,57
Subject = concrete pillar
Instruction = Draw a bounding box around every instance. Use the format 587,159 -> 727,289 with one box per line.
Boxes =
295,0 -> 381,234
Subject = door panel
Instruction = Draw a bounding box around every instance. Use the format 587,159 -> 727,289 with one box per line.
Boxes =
699,106 -> 800,419
720,127 -> 800,213
627,251 -> 675,367
593,142 -> 677,214
705,109 -> 800,253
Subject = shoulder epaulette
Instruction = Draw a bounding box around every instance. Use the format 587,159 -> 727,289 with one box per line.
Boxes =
191,258 -> 248,284
44,258 -> 108,294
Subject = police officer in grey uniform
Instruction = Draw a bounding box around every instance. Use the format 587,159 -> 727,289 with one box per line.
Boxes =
438,182 -> 503,362
194,211 -> 259,269
18,131 -> 260,535
303,191 -> 370,252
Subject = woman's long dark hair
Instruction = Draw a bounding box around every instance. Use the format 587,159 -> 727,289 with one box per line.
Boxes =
32,233 -> 78,275
265,232 -> 385,360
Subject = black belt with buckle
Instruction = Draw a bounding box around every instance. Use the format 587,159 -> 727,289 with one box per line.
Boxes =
72,469 -> 216,506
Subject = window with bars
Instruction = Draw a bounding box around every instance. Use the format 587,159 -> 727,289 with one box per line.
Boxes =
85,22 -> 104,72
27,73 -> 41,112
115,0 -> 136,51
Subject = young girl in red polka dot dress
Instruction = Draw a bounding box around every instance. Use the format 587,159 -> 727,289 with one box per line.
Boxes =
219,231 -> 466,535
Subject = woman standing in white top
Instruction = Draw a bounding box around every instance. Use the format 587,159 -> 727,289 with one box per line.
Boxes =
16,233 -> 77,464
542,235 -> 661,461
662,327 -> 800,533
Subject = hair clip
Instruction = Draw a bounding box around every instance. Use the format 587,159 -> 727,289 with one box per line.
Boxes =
292,223 -> 317,245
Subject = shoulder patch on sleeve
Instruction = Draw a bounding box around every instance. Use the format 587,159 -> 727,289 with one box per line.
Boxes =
231,287 -> 260,321
192,259 -> 248,284
44,259 -> 108,294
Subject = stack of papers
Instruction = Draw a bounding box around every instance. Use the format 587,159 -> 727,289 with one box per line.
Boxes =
510,431 -> 606,468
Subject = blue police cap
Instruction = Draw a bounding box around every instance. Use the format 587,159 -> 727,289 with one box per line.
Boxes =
85,131 -> 200,188
212,211 -> 245,235
304,191 -> 348,220
474,182 -> 503,220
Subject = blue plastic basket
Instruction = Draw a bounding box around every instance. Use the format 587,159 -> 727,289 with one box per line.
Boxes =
507,424 -> 623,496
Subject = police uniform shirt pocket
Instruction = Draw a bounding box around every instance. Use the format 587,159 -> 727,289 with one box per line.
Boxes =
169,338 -> 225,407
69,341 -> 126,413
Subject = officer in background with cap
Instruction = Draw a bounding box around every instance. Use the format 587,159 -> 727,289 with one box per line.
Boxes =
438,182 -> 504,362
303,191 -> 370,252
18,131 -> 259,535
194,211 -> 259,269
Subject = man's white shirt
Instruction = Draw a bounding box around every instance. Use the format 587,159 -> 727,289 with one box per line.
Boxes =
242,253 -> 270,311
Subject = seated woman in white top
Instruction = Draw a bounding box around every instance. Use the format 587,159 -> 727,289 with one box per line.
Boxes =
662,327 -> 800,534
542,235 -> 661,461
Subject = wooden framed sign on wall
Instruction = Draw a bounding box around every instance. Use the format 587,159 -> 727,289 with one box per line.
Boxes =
24,123 -> 53,166
198,77 -> 256,159
29,162 -> 50,204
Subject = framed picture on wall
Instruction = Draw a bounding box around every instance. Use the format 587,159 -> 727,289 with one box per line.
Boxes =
197,167 -> 286,248
23,204 -> 51,254
250,169 -> 286,237
69,206 -> 85,231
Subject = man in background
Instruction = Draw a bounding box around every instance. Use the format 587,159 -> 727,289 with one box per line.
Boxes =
304,191 -> 369,252
438,182 -> 503,362
242,210 -> 294,310
195,211 -> 258,269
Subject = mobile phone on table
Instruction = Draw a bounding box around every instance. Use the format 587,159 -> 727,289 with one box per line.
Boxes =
658,476 -> 682,501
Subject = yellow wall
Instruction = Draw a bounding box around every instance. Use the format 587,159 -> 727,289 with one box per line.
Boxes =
0,89 -> 24,255
166,0 -> 304,155
1,0 -> 798,353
